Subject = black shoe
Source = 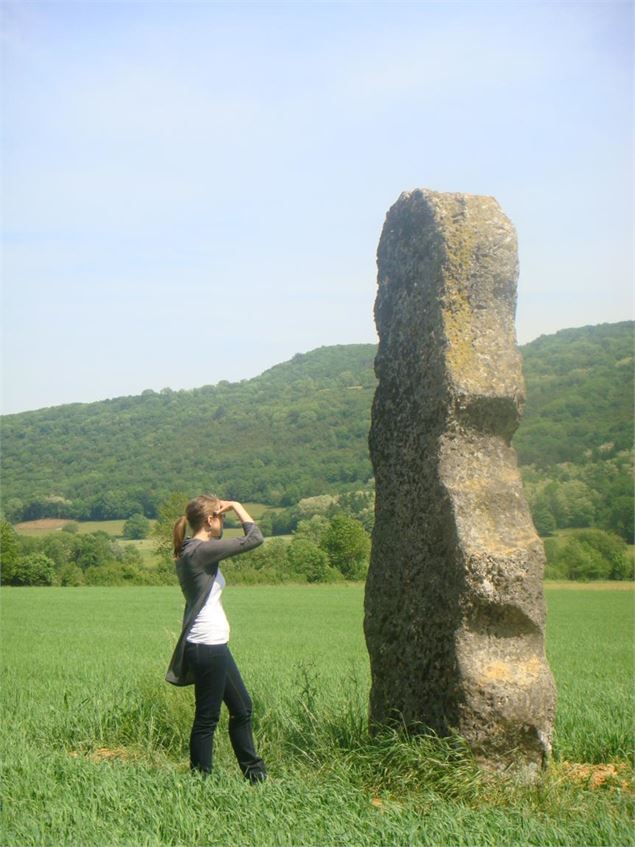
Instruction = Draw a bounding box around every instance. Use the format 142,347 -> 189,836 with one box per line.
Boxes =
245,768 -> 267,785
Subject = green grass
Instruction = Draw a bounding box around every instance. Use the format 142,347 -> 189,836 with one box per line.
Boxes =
242,502 -> 278,519
544,588 -> 633,763
77,519 -> 132,535
1,585 -> 632,846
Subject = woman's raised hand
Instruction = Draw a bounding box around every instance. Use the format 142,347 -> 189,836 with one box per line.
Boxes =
214,500 -> 235,516
218,500 -> 255,524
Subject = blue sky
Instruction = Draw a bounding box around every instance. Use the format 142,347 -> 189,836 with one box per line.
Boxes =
1,0 -> 632,414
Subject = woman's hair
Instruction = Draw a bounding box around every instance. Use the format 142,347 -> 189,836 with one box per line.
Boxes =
173,494 -> 222,559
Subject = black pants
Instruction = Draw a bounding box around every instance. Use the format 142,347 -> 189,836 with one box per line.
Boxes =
184,641 -> 267,781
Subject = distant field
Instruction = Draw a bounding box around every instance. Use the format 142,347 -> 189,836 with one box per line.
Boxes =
14,518 -> 131,536
14,503 -> 273,538
1,584 -> 632,847
242,502 -> 277,518
13,509 -> 284,569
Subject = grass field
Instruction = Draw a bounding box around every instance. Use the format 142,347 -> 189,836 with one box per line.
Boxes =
13,518 -> 133,536
13,505 -> 273,539
1,584 -> 633,846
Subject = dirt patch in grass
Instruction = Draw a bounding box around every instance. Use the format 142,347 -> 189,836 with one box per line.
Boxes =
558,761 -> 633,791
15,518 -> 70,532
69,747 -> 139,763
68,746 -> 187,770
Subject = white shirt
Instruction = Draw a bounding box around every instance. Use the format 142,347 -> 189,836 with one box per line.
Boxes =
186,568 -> 230,645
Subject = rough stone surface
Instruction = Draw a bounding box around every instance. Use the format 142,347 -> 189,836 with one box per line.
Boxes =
364,188 -> 556,778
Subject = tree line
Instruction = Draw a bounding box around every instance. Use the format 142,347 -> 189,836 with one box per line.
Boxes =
2,481 -> 631,586
0,520 -> 175,587
0,504 -> 373,587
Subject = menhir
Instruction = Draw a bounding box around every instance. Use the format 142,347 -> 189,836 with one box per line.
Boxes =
364,188 -> 556,780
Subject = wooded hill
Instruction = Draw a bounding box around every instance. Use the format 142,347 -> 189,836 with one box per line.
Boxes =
1,322 -> 632,527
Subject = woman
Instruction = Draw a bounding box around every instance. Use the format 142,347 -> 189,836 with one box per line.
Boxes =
166,495 -> 267,782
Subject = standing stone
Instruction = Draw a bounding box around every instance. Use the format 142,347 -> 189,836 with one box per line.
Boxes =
364,188 -> 556,778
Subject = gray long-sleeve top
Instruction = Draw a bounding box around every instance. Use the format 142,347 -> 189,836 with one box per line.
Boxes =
165,521 -> 264,686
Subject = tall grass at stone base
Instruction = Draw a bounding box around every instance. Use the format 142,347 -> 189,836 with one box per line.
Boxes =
6,672 -> 632,847
9,663 -> 629,847
42,659 -> 632,808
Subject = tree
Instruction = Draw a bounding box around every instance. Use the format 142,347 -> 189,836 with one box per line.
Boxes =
321,514 -> 370,579
531,497 -> 556,536
554,529 -> 632,581
561,480 -> 596,527
74,532 -> 115,570
121,545 -> 143,566
544,481 -> 571,527
257,512 -> 273,536
601,495 -> 635,543
239,538 -> 287,572
84,564 -> 128,585
295,495 -> 338,520
90,491 -> 143,521
0,520 -> 21,583
3,498 -> 24,523
333,488 -> 375,532
42,534 -> 77,569
263,508 -> 296,536
11,553 -> 56,586
153,558 -> 179,585
573,529 -> 633,580
558,539 -> 608,581
59,563 -> 85,586
286,538 -> 330,582
123,513 -> 151,540
294,515 -> 329,547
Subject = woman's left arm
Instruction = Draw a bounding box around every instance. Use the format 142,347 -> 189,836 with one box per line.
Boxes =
195,522 -> 264,572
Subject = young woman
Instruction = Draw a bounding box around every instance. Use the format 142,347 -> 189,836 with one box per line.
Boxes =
166,495 -> 267,782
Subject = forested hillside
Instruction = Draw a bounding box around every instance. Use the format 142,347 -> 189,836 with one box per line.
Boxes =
1,323 -> 632,538
1,345 -> 376,520
514,322 -> 633,466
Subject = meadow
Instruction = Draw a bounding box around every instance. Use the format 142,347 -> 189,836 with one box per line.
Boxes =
13,504 -> 273,538
1,584 -> 633,846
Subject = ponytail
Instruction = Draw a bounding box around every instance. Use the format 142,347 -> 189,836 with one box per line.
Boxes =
173,515 -> 188,559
